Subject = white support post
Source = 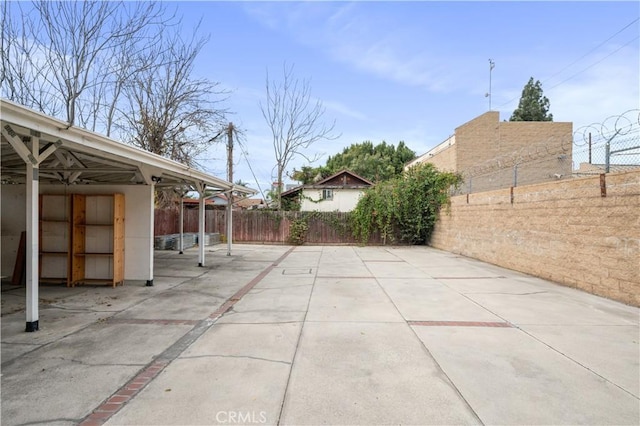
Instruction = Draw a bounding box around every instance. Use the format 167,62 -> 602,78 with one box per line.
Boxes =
146,183 -> 155,286
198,186 -> 206,267
226,191 -> 233,256
193,182 -> 207,267
179,196 -> 184,254
25,163 -> 39,331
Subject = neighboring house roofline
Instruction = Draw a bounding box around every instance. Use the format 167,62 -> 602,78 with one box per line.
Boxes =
281,169 -> 373,198
315,169 -> 375,186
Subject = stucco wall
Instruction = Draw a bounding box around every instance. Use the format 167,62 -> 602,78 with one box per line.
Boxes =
300,188 -> 365,212
1,184 -> 154,282
430,170 -> 640,306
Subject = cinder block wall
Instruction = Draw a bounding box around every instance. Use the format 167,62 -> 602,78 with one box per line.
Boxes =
431,170 -> 640,306
421,141 -> 457,172
455,111 -> 501,170
456,112 -> 573,192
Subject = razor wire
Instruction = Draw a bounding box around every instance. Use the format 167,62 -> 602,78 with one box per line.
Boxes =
572,109 -> 640,175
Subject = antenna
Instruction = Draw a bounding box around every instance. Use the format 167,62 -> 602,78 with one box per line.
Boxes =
485,59 -> 495,110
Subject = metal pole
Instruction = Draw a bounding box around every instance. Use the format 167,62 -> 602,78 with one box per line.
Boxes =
513,164 -> 519,187
198,187 -> 205,267
226,123 -> 233,257
588,132 -> 592,164
179,195 -> 184,254
604,130 -> 620,173
488,59 -> 495,110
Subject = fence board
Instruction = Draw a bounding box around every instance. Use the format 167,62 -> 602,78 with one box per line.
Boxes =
154,209 -> 383,244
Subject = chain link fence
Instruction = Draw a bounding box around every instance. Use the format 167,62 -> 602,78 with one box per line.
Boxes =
572,109 -> 640,176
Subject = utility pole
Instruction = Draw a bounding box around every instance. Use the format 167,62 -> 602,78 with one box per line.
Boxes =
486,59 -> 495,110
226,122 -> 233,256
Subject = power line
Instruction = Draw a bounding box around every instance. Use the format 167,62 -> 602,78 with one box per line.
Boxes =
236,136 -> 268,201
545,36 -> 639,92
497,18 -> 639,108
542,17 -> 639,85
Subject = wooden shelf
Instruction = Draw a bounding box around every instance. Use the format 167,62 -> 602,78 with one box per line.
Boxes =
70,193 -> 125,288
39,194 -> 71,286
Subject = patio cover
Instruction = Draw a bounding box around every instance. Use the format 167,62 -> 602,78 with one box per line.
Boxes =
1,98 -> 254,331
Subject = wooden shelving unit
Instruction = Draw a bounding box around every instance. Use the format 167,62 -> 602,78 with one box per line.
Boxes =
70,193 -> 125,287
39,194 -> 71,285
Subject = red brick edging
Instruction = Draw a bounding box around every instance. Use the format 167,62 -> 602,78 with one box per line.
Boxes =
79,247 -> 296,425
79,360 -> 169,426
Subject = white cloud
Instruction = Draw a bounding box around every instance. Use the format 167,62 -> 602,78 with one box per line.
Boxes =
322,99 -> 367,121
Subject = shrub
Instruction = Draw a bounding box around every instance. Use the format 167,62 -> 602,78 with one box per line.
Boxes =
350,163 -> 461,245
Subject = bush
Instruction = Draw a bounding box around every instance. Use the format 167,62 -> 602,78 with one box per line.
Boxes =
288,218 -> 309,245
350,163 -> 461,245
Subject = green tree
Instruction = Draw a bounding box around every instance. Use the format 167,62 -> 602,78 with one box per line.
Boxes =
290,165 -> 328,184
324,141 -> 415,182
350,163 -> 461,245
510,77 -> 553,121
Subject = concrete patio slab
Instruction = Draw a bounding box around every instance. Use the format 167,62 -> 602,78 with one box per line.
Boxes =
467,290 -> 638,325
412,326 -> 640,425
377,278 -> 504,322
113,289 -> 227,321
36,322 -> 192,366
106,323 -> 301,425
280,322 -> 481,425
436,276 -> 551,294
2,355 -> 139,425
306,278 -> 404,323
2,244 -> 638,426
521,324 -> 640,396
217,284 -> 312,324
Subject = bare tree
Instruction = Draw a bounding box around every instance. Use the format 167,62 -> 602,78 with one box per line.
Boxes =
1,1 -> 63,116
260,63 -> 338,209
119,31 -> 227,167
1,1 -> 170,128
1,0 -> 228,177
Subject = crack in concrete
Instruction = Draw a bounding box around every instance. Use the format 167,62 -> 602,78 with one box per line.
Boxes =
179,354 -> 291,365
1,341 -> 41,346
17,418 -> 80,426
248,285 -> 312,294
224,309 -> 307,315
39,356 -> 146,368
43,304 -> 121,313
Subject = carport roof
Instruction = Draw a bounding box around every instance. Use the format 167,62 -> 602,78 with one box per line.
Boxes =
1,99 -> 253,194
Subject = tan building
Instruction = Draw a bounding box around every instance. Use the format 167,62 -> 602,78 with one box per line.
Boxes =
406,112 -> 573,193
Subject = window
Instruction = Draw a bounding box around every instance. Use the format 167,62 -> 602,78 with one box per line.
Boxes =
322,189 -> 333,200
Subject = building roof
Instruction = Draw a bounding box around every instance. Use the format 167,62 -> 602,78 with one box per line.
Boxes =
281,169 -> 374,198
1,99 -> 254,195
236,198 -> 266,209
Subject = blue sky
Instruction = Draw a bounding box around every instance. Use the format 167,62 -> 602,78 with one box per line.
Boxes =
18,1 -> 640,194
178,1 -> 638,195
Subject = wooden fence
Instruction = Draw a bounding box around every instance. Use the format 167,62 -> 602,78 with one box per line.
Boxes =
154,209 -> 383,245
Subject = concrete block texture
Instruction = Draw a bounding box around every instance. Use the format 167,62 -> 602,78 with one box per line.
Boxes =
432,170 -> 640,306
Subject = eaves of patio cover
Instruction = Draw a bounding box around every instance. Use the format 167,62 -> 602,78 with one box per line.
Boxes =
1,99 -> 253,194
1,98 -> 254,332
